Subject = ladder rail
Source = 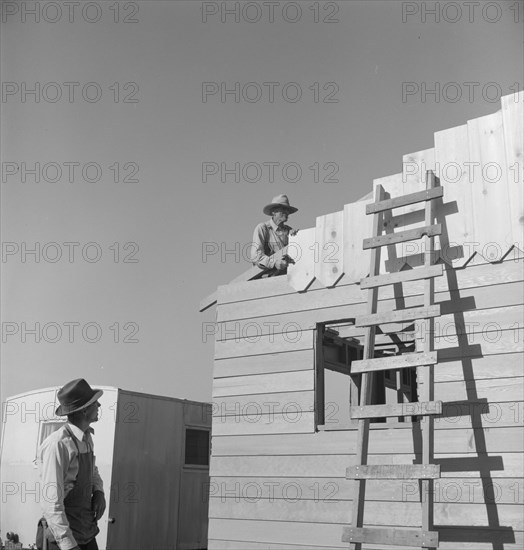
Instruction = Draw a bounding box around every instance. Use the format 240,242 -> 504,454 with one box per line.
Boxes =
346,172 -> 442,549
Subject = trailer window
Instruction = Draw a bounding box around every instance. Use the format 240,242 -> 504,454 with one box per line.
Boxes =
184,428 -> 210,466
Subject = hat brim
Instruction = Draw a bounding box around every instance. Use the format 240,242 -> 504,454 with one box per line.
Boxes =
55,389 -> 103,416
263,204 -> 298,216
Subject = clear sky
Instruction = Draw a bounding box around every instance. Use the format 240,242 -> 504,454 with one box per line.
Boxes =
1,0 -> 523,409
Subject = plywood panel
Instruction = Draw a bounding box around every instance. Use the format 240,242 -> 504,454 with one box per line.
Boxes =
214,349 -> 313,378
212,411 -> 315,436
501,91 -> 524,252
343,199 -> 373,283
215,330 -> 314,360
212,425 -> 524,455
314,210 -> 345,287
209,476 -> 523,504
468,111 -> 512,260
434,124 -> 476,267
210,453 -> 524,479
213,391 -> 314,418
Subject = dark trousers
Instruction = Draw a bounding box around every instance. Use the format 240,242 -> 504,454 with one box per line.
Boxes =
48,539 -> 98,550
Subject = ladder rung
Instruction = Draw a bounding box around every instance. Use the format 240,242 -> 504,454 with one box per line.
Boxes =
363,224 -> 442,249
352,351 -> 437,374
366,187 -> 444,214
342,527 -> 439,548
350,400 -> 443,419
346,464 -> 440,480
360,264 -> 443,289
355,305 -> 441,327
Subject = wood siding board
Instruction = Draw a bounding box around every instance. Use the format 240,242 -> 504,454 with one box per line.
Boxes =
344,200 -> 373,283
211,411 -> 315,436
213,371 -> 314,397
214,350 -> 314,378
210,453 -> 523,479
314,210 -> 345,287
287,227 -> 317,292
208,499 -> 523,529
211,426 -> 524,455
501,91 -> 524,252
468,111 -> 512,260
217,258 -> 523,320
434,124 -> 476,268
209,521 -> 523,550
213,391 -> 314,418
215,330 -> 314,360
209,475 -> 523,504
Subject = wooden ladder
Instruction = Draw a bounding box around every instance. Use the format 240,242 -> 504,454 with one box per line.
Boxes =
342,171 -> 443,549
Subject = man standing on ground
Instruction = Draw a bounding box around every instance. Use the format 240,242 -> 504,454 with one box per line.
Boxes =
251,194 -> 298,276
39,378 -> 106,550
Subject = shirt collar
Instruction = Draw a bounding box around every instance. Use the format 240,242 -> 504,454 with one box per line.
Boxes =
269,219 -> 288,231
67,422 -> 94,441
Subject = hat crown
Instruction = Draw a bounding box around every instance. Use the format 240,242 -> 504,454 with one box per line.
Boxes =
270,194 -> 291,207
56,378 -> 101,416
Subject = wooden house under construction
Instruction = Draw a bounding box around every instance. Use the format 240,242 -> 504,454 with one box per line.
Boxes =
200,92 -> 523,549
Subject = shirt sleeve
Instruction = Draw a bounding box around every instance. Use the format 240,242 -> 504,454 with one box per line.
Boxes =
252,223 -> 275,269
39,440 -> 79,550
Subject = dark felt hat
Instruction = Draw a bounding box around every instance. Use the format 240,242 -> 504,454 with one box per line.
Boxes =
55,378 -> 103,416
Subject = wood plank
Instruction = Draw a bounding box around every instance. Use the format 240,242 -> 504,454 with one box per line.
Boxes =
215,330 -> 314,360
217,256 -> 522,317
366,188 -> 444,215
210,453 -> 524,479
350,401 -> 442,419
363,224 -> 442,250
287,227 -> 316,292
209,475 -> 524,504
344,199 -> 373,283
314,210 -> 345,287
209,520 -> 524,550
211,426 -> 524,455
343,527 -> 438,547
209,499 -> 524,530
213,371 -> 314,397
402,149 -> 436,216
214,350 -> 314,378
212,411 -> 315,436
217,278 -> 523,339
468,111 -> 512,260
501,91 -> 524,252
346,464 -> 440,480
434,124 -> 476,268
356,305 -> 441,327
213,391 -> 314,418
360,264 -> 443,290
352,352 -> 437,374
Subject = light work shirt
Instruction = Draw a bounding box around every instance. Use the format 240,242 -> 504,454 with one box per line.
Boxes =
38,422 -> 104,550
252,219 -> 292,269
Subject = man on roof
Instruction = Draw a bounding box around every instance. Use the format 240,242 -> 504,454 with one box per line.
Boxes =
251,194 -> 298,276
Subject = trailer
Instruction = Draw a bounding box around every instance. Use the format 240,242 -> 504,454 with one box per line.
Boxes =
201,92 -> 524,549
1,386 -> 212,550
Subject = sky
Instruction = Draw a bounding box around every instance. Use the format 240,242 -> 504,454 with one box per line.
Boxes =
1,0 -> 523,412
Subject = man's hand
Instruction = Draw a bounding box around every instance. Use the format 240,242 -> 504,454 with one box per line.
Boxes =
275,259 -> 288,271
92,490 -> 106,521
